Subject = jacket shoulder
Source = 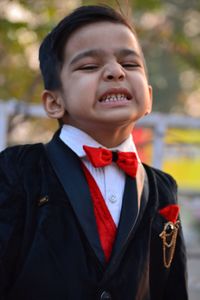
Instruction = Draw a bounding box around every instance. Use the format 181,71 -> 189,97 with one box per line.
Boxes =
0,143 -> 44,160
0,143 -> 45,197
0,143 -> 44,169
143,164 -> 178,208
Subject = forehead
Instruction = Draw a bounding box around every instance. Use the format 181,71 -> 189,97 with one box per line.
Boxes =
63,21 -> 141,60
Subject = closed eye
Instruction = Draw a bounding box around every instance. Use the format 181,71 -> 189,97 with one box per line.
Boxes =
122,63 -> 140,68
78,65 -> 99,71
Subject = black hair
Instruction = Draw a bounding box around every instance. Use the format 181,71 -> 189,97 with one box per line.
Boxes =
39,5 -> 146,90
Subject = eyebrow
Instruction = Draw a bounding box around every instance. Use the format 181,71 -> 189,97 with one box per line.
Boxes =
117,48 -> 141,59
69,48 -> 141,66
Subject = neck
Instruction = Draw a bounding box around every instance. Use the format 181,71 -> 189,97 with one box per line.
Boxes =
78,123 -> 134,148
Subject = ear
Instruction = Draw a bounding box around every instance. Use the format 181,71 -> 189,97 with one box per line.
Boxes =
145,85 -> 153,115
41,90 -> 65,119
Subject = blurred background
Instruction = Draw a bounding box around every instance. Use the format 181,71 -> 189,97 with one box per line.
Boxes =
0,0 -> 200,298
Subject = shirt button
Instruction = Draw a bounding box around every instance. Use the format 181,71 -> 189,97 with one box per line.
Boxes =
100,291 -> 112,300
109,194 -> 117,203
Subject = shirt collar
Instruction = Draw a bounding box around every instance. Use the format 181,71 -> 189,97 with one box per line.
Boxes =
59,125 -> 141,162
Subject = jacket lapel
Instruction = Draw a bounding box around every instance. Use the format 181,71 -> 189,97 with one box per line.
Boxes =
108,168 -> 150,273
112,176 -> 138,259
45,132 -> 105,265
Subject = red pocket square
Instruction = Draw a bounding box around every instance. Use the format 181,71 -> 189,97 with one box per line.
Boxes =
159,204 -> 180,223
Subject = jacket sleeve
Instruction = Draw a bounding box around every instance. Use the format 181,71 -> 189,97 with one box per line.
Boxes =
159,171 -> 188,300
0,147 -> 25,298
163,220 -> 188,300
150,168 -> 188,300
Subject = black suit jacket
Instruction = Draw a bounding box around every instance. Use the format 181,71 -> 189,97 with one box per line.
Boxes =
0,133 -> 188,300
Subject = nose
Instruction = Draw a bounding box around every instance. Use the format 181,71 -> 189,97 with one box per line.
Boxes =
103,62 -> 125,81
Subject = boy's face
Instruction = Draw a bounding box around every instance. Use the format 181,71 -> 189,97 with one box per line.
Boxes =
56,22 -> 152,133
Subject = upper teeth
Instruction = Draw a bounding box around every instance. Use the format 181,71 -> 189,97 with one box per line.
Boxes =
101,94 -> 128,102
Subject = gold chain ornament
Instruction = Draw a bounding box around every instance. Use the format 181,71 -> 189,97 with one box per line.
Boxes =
159,220 -> 180,268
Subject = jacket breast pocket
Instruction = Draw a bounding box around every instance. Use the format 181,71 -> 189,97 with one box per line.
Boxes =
151,212 -> 180,271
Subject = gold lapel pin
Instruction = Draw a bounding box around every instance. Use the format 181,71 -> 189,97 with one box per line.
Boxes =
38,196 -> 49,207
159,220 -> 180,268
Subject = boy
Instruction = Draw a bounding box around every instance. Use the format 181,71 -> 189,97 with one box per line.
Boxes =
0,5 -> 188,300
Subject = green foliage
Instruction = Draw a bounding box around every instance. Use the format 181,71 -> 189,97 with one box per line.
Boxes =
132,0 -> 162,10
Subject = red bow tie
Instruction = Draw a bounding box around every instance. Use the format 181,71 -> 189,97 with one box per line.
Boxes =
83,145 -> 138,178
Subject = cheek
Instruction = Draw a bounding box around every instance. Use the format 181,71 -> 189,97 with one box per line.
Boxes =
69,73 -> 98,90
133,75 -> 150,99
65,75 -> 98,107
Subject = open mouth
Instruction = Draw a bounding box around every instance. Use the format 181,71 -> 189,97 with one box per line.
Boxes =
99,92 -> 132,103
99,93 -> 131,103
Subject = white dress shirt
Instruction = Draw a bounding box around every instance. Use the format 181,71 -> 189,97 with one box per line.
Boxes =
60,125 -> 141,226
